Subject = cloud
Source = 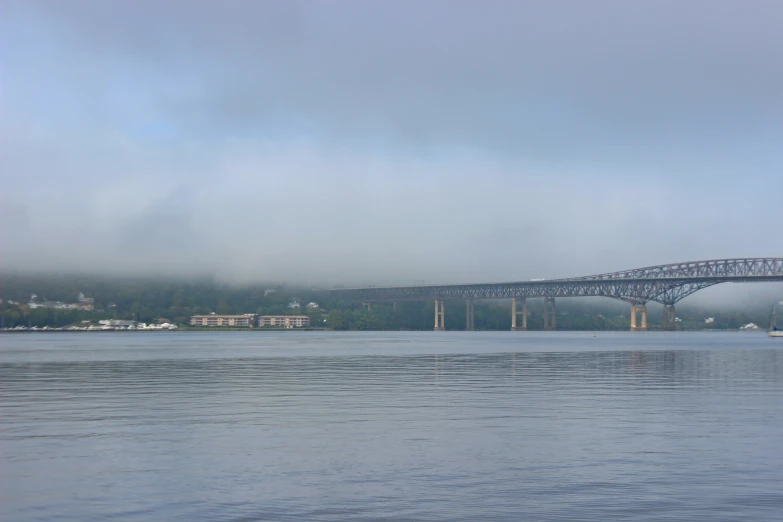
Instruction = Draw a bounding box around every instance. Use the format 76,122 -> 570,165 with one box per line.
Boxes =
1,1 -> 781,286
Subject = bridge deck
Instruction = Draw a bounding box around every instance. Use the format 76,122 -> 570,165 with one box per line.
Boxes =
330,258 -> 783,305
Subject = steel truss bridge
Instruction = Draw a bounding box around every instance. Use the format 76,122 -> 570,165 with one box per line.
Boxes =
330,258 -> 783,331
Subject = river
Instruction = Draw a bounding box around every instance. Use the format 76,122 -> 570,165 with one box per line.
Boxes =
2,331 -> 782,521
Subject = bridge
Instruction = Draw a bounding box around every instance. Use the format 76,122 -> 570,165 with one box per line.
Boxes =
331,258 -> 783,331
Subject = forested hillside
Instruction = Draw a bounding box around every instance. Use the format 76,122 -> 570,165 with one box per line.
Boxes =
0,273 -> 776,331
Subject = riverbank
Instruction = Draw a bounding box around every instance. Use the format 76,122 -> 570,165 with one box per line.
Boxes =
0,327 -> 770,334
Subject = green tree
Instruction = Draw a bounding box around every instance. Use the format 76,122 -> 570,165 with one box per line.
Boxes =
325,310 -> 345,330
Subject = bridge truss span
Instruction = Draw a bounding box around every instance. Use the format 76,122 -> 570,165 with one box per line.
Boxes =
332,258 -> 783,306
572,258 -> 783,281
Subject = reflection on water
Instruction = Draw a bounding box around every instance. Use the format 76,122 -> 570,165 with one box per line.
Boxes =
2,332 -> 783,521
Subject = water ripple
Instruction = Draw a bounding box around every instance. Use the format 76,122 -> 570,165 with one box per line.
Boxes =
2,332 -> 782,521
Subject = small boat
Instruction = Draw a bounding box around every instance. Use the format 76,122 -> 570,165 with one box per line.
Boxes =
769,303 -> 782,338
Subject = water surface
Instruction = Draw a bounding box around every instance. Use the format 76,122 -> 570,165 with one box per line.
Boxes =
2,332 -> 782,521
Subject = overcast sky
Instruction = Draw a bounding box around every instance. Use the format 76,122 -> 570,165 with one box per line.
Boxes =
1,0 -> 781,286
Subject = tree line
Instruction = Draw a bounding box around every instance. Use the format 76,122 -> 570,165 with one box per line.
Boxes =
0,272 -> 775,330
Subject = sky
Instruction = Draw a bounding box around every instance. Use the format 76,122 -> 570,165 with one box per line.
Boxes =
1,0 -> 782,287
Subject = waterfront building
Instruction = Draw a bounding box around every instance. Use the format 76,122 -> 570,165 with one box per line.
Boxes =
99,320 -> 135,328
190,315 -> 255,327
258,315 -> 310,328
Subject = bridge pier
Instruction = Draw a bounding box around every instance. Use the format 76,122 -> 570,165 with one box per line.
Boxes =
543,297 -> 556,330
434,300 -> 445,331
662,305 -> 676,331
630,305 -> 648,331
465,300 -> 475,331
511,298 -> 527,330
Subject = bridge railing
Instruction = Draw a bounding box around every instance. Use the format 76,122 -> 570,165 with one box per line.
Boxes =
330,258 -> 783,305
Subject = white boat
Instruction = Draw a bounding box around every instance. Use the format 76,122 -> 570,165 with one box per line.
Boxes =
769,302 -> 782,338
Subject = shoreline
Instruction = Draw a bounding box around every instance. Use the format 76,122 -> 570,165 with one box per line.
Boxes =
0,328 -> 770,334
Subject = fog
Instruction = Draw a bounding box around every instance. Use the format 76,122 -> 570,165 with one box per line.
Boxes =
1,1 -> 781,286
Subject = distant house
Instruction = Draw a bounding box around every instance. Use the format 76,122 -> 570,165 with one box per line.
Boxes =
288,300 -> 301,309
258,315 -> 310,328
306,302 -> 320,309
71,300 -> 94,311
69,292 -> 95,311
705,317 -> 715,324
99,320 -> 135,328
29,299 -> 74,310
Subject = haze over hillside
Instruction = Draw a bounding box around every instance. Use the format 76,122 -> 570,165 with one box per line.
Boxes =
1,1 -> 781,285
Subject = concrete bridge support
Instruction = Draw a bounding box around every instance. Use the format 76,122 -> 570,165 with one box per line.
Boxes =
511,298 -> 527,331
465,300 -> 475,331
434,299 -> 445,331
630,305 -> 648,331
543,297 -> 557,330
662,305 -> 676,331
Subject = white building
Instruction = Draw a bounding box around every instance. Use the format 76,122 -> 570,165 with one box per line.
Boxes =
99,320 -> 135,327
190,315 -> 255,327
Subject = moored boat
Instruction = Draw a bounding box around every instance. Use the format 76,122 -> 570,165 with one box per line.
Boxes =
769,302 -> 782,338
